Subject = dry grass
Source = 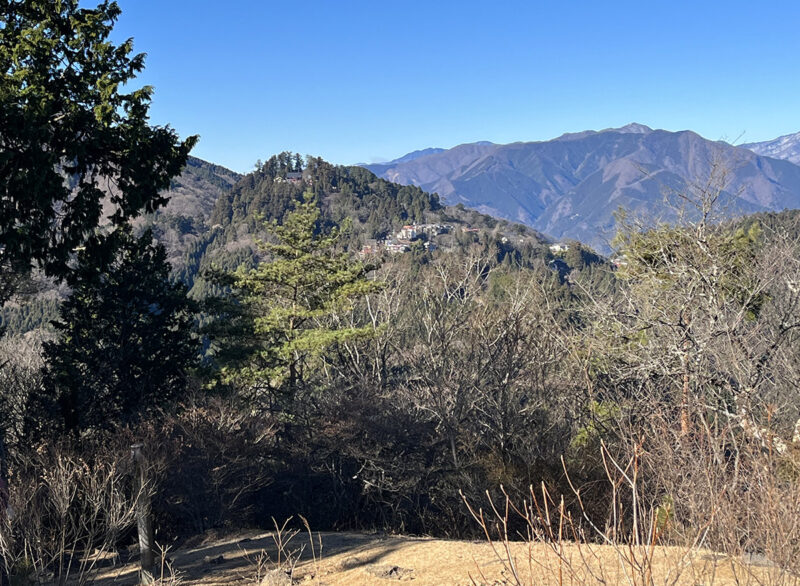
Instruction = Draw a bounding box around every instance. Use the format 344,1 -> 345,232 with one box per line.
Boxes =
90,530 -> 788,586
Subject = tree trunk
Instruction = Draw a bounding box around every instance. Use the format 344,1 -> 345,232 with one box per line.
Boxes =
679,310 -> 692,437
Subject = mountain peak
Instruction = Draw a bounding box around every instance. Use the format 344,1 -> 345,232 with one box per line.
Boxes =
361,126 -> 800,253
612,123 -> 653,134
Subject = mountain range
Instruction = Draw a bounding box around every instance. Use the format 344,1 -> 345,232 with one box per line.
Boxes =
7,127 -> 800,334
363,125 -> 800,251
99,126 -> 800,268
741,131 -> 800,165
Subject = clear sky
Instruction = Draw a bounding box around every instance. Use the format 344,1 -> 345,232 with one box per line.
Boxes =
110,0 -> 800,174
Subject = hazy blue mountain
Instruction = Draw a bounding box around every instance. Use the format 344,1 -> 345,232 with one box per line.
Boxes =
367,144 -> 501,170
356,148 -> 447,168
741,131 -> 800,165
363,125 -> 800,251
386,147 -> 447,165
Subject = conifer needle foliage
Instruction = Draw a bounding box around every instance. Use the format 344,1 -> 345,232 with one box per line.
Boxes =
42,228 -> 198,437
208,192 -> 383,404
0,0 -> 196,295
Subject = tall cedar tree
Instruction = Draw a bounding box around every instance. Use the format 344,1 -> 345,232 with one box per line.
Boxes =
209,193 -> 382,405
0,2 -> 194,569
0,0 -> 196,303
42,228 -> 198,437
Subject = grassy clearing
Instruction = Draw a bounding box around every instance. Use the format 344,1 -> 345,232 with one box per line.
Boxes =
91,530 -> 791,586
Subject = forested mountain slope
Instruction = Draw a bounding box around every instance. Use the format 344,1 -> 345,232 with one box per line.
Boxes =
2,153 -> 550,332
137,156 -> 243,273
180,153 -> 549,298
1,157 -> 241,335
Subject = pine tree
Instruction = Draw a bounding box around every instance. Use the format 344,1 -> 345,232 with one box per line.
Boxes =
209,192 -> 382,406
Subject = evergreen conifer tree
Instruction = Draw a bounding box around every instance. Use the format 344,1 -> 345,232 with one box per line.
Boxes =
42,228 -> 198,437
209,192 -> 382,406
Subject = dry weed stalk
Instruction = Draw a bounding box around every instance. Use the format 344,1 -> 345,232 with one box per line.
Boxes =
153,543 -> 182,585
462,443 -> 716,586
242,516 -> 324,585
465,423 -> 800,586
0,446 -> 146,585
239,518 -> 292,584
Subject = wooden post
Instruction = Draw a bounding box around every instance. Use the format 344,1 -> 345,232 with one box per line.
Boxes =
130,443 -> 154,584
0,433 -> 9,586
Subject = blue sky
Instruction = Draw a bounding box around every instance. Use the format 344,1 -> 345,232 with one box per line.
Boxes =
111,0 -> 800,173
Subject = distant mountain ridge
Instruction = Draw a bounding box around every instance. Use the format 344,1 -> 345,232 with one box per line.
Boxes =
741,131 -> 800,165
363,125 -> 800,251
384,147 -> 447,165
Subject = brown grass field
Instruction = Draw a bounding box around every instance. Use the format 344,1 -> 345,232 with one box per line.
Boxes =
91,530 -> 794,585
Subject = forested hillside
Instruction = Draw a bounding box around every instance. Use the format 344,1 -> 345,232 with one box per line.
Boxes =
0,157 -> 239,335
3,4 -> 800,583
4,146 -> 800,586
138,156 -> 242,275
153,152 -> 551,299
5,162 -> 799,583
0,152 -> 555,334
